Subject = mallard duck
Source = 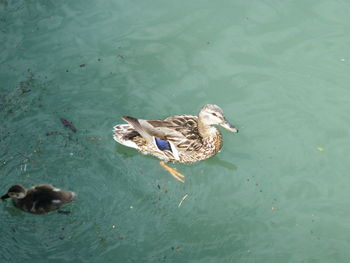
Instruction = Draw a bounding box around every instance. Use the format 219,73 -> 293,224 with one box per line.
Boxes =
113,104 -> 238,182
1,184 -> 76,214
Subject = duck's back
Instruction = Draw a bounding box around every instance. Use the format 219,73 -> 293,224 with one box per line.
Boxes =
148,115 -> 222,163
15,185 -> 75,214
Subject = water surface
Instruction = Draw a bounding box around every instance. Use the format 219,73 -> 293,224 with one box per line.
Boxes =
1,0 -> 350,262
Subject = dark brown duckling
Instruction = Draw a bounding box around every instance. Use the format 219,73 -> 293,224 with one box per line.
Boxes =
1,184 -> 76,214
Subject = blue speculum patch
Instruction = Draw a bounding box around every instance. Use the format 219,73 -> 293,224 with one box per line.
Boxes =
155,137 -> 172,152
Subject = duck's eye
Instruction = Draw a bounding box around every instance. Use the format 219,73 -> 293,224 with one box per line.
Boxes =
212,113 -> 218,117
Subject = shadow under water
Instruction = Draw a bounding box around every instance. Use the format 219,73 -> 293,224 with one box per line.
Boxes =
204,155 -> 237,171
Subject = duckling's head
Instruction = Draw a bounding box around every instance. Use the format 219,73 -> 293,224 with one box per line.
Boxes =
199,104 -> 238,133
1,185 -> 26,200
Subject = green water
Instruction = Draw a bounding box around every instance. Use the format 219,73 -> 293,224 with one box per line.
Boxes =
1,0 -> 350,262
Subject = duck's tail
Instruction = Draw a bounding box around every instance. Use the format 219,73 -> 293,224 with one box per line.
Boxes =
113,123 -> 139,149
70,191 -> 77,201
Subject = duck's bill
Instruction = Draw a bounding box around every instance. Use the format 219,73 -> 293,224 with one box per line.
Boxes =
221,120 -> 238,133
1,194 -> 9,200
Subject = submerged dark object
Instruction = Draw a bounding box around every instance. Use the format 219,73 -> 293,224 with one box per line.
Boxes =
60,118 -> 77,133
21,89 -> 31,94
57,210 -> 71,215
1,184 -> 76,214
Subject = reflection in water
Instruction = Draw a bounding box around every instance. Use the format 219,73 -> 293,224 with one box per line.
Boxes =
114,144 -> 138,158
2,205 -> 25,218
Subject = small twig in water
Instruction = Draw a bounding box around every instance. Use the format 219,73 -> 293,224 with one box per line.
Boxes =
178,194 -> 188,207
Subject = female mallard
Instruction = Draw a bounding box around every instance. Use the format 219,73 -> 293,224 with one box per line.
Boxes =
1,184 -> 76,214
113,104 -> 238,182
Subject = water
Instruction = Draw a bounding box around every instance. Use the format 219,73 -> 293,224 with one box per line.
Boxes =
1,0 -> 350,262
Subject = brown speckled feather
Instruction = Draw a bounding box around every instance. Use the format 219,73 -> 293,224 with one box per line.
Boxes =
113,115 -> 223,163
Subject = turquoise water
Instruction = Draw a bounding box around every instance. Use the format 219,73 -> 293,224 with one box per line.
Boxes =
2,0 -> 350,262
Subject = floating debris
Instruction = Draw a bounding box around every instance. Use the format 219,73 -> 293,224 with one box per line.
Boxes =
178,194 -> 188,207
46,131 -> 59,136
317,147 -> 325,152
60,118 -> 77,133
79,64 -> 86,67
87,137 -> 103,141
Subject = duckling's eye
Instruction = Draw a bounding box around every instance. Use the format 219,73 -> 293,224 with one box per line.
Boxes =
212,113 -> 218,117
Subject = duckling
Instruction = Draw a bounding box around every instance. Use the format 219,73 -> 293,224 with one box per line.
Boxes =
1,184 -> 76,214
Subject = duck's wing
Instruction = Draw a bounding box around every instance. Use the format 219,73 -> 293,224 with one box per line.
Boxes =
29,185 -> 75,207
123,115 -> 202,152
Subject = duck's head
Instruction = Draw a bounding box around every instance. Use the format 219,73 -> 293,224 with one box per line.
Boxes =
199,104 -> 238,133
1,185 -> 26,200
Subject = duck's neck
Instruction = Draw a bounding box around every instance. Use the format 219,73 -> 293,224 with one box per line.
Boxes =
198,117 -> 216,140
198,117 -> 222,153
